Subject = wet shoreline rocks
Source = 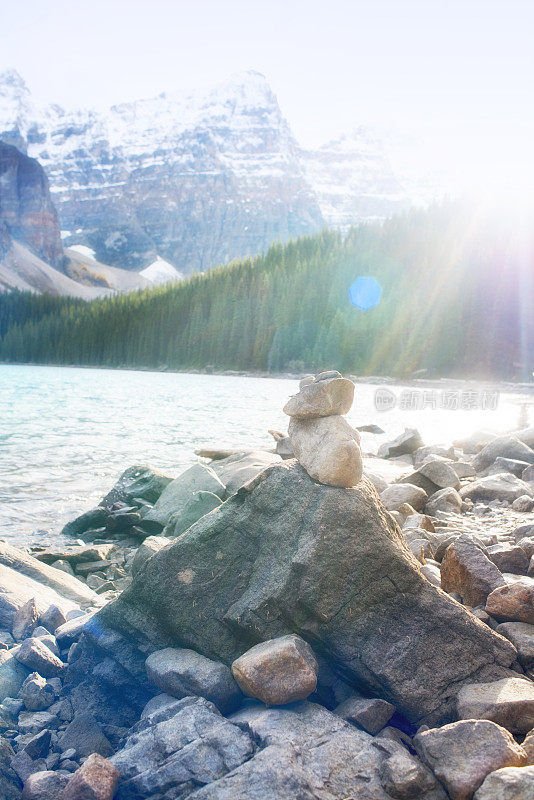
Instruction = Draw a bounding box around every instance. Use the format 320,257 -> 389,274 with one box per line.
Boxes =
0,381 -> 533,798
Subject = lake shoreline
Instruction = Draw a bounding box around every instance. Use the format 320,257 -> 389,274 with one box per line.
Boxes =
1,361 -> 533,395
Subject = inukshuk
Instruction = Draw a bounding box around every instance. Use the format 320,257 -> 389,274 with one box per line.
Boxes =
284,371 -> 363,487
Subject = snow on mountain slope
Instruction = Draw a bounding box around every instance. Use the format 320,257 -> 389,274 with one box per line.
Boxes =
0,69 -> 427,278
139,257 -> 183,285
301,128 -> 413,228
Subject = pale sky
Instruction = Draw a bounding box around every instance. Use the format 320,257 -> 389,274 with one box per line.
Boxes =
1,0 -> 533,190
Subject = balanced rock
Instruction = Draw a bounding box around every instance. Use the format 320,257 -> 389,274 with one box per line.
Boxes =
414,719 -> 527,800
283,376 -> 354,418
73,460 -> 517,727
457,677 -> 534,734
288,415 -> 363,487
231,635 -> 318,706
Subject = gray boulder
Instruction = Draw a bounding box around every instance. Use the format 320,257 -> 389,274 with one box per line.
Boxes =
414,445 -> 455,469
380,483 -> 428,512
58,712 -> 112,759
143,463 -> 226,527
74,461 -> 516,727
145,647 -> 242,714
0,651 -> 30,703
378,428 -> 424,459
473,435 -> 534,472
100,465 -> 173,508
414,719 -> 526,800
12,600 -> 39,643
18,673 -> 56,711
15,639 -> 65,679
110,696 -> 254,800
334,693 -> 395,734
164,491 -> 223,537
131,536 -> 171,578
496,623 -> 534,669
457,677 -> 534,734
425,486 -> 463,515
473,766 -> 534,800
210,450 -> 282,495
0,736 -> 21,800
21,770 -> 69,799
0,544 -> 95,631
460,474 -> 534,504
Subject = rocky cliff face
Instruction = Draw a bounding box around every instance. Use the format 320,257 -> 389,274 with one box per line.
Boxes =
0,69 -> 424,275
0,142 -> 63,267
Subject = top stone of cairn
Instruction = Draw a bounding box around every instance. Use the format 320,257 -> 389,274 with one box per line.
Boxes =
283,374 -> 355,419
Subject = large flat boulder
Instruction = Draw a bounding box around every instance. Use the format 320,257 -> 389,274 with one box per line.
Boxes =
0,543 -> 95,607
110,696 -> 445,800
73,461 -> 516,727
210,451 -> 281,495
0,547 -> 96,631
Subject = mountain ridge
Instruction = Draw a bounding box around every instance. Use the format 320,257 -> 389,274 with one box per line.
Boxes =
0,69 -> 426,276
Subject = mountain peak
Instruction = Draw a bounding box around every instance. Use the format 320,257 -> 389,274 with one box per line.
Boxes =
0,69 -> 29,94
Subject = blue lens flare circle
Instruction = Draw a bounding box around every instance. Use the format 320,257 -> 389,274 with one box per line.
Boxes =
348,277 -> 382,310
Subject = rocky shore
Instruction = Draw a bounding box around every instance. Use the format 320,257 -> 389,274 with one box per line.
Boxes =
1,371 -> 534,799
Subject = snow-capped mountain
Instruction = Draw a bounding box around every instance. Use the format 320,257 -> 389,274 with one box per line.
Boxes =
0,69 -> 428,277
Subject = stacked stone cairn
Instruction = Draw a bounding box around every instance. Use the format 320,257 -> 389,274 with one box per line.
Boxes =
284,370 -> 363,487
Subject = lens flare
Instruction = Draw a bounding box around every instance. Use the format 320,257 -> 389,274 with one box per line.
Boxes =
349,277 -> 382,310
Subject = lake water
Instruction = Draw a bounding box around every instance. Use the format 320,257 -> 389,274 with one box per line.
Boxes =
1,364 -> 532,545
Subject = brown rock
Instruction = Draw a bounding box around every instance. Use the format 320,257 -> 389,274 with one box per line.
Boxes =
15,638 -> 65,678
61,753 -> 119,800
457,677 -> 534,734
380,483 -> 428,512
231,635 -> 318,705
425,486 -> 463,515
414,719 -> 527,800
283,376 -> 354,418
12,598 -> 39,642
441,535 -> 506,606
486,581 -> 534,624
288,415 -> 362,487
487,545 -> 529,576
334,694 -> 395,734
522,727 -> 534,764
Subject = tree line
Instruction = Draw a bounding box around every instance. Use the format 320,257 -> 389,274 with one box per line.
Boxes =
0,201 -> 532,379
